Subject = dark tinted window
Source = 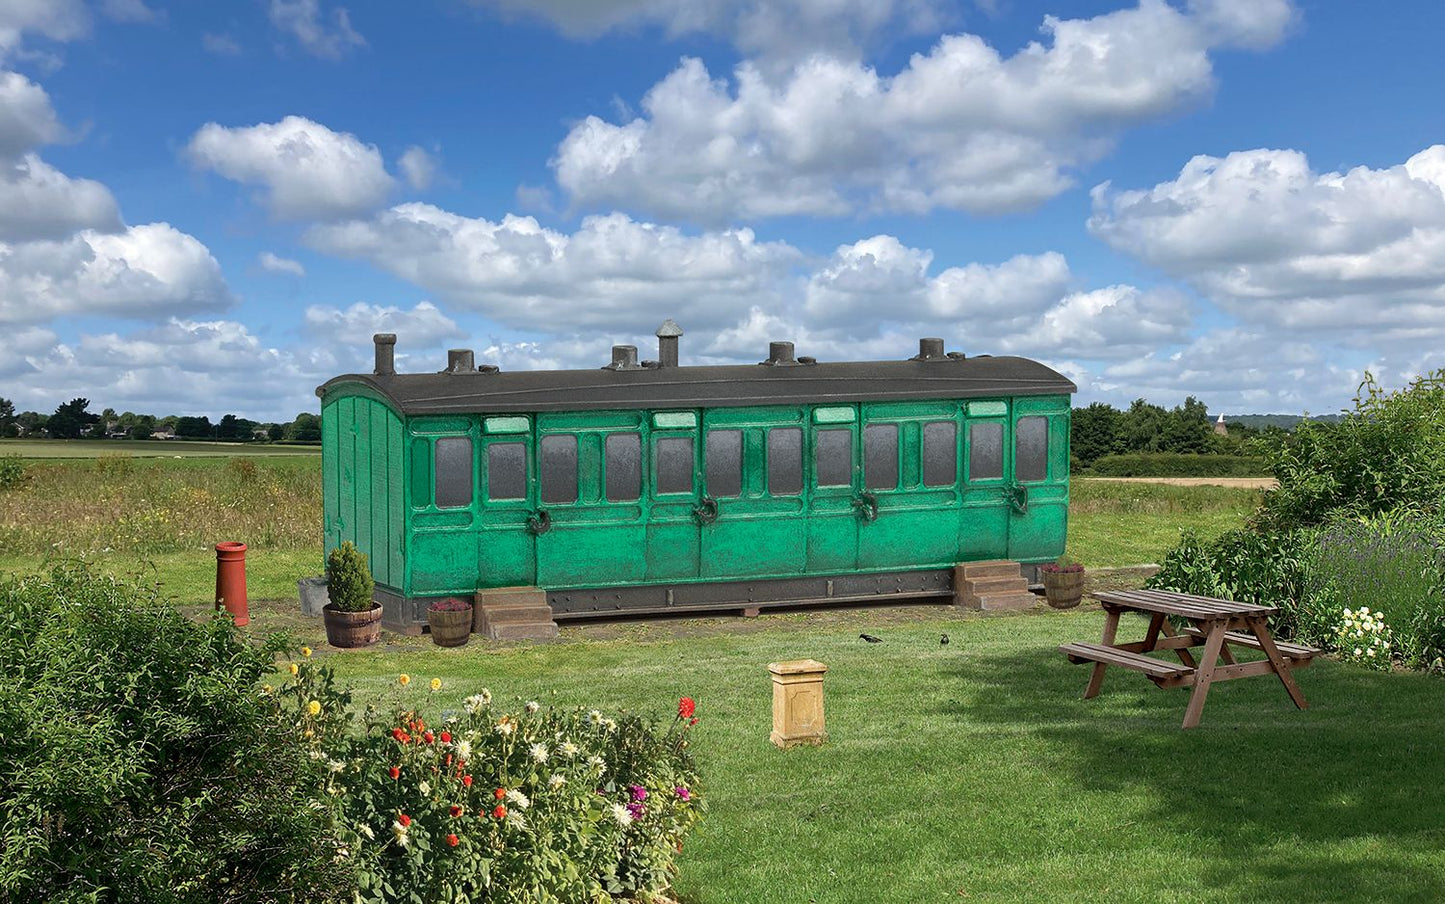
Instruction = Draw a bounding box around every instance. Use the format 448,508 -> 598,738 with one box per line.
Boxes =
864,424 -> 898,490
816,428 -> 852,487
540,434 -> 578,504
486,442 -> 526,500
1016,416 -> 1049,482
605,432 -> 641,501
705,429 -> 742,497
969,422 -> 1003,481
768,427 -> 802,495
434,437 -> 473,508
655,436 -> 694,495
922,421 -> 957,487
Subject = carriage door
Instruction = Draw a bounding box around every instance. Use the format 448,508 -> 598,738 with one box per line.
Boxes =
960,400 -> 1011,561
856,402 -> 962,569
645,412 -> 703,581
1005,401 -> 1068,562
475,417 -> 536,588
805,405 -> 861,573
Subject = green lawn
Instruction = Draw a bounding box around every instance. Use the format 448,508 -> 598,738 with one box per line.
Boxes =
311,606 -> 1445,903
0,438 -> 319,458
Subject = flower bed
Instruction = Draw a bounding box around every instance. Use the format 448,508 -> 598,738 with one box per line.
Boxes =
274,654 -> 705,902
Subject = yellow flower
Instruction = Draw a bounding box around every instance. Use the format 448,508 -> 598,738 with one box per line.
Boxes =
288,663 -> 299,676
429,678 -> 443,692
398,674 -> 411,686
301,646 -> 313,658
261,684 -> 273,695
307,700 -> 322,716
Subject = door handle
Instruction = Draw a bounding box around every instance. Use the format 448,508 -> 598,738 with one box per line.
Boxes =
1006,483 -> 1028,515
525,509 -> 551,535
853,492 -> 879,523
692,495 -> 719,525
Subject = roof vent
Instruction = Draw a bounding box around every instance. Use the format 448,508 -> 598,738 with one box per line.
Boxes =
946,351 -> 966,360
911,337 -> 946,361
656,319 -> 683,368
373,333 -> 396,376
797,355 -> 817,365
604,344 -> 644,371
478,364 -> 500,374
761,340 -> 800,366
445,349 -> 474,374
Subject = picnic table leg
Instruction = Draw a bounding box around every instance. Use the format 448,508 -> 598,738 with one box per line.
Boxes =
1248,616 -> 1309,711
1084,606 -> 1122,699
1181,621 -> 1227,729
1157,620 -> 1198,669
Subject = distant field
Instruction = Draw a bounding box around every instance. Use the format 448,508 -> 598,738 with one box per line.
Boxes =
0,439 -> 320,458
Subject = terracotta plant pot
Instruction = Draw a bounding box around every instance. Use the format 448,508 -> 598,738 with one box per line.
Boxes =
427,601 -> 473,647
1042,569 -> 1085,609
323,603 -> 383,648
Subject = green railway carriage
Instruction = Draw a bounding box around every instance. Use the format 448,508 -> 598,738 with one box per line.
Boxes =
317,326 -> 1075,634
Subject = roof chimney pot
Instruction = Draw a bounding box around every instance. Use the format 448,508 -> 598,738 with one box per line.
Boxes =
373,333 -> 396,376
445,349 -> 475,374
656,319 -> 683,367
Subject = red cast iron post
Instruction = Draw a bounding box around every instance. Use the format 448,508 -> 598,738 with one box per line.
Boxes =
215,541 -> 249,626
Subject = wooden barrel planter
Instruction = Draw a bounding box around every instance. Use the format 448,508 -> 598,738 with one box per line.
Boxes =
428,599 -> 473,647
1041,568 -> 1085,609
323,604 -> 383,648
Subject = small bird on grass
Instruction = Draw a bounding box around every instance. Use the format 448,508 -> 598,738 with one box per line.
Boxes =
940,633 -> 950,646
859,633 -> 883,643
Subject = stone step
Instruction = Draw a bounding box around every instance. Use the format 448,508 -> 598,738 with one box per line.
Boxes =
960,559 -> 1023,580
964,575 -> 1030,597
480,604 -> 556,626
488,621 -> 560,641
974,591 -> 1041,611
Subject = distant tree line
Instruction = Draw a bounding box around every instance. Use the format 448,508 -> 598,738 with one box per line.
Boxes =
0,396 -> 321,444
1071,396 -> 1267,470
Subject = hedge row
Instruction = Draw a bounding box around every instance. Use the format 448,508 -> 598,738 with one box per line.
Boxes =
1077,453 -> 1270,478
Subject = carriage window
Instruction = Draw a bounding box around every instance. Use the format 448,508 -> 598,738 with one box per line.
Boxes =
486,442 -> 526,500
655,436 -> 694,495
816,429 -> 853,487
1015,416 -> 1049,482
605,432 -> 641,502
864,424 -> 898,490
705,429 -> 742,497
923,421 -> 957,487
968,422 -> 1003,481
540,434 -> 578,504
434,437 -> 473,508
768,427 -> 802,495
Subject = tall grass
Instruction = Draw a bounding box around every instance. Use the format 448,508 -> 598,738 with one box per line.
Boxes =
0,457 -> 319,556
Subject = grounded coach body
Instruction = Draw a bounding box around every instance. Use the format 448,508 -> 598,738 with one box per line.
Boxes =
316,322 -> 1076,635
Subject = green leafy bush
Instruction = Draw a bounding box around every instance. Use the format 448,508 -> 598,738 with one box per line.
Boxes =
1147,528 -> 1315,638
327,540 -> 375,612
1083,453 -> 1269,478
1257,371 -> 1445,531
0,455 -> 25,490
278,660 -> 705,903
0,564 -> 352,903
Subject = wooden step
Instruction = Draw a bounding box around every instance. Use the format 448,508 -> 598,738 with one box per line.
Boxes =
965,576 -> 1030,597
954,560 -> 1036,610
481,604 -> 556,626
488,620 -> 560,641
475,586 -> 559,641
1059,642 -> 1195,686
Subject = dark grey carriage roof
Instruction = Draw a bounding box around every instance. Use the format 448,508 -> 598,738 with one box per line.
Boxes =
317,356 -> 1076,415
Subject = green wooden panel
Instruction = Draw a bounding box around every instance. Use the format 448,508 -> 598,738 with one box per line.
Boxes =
410,438 -> 431,506
409,530 -> 480,595
321,393 -> 405,591
968,400 -> 1007,417
411,416 -> 472,434
322,399 -> 341,551
1014,394 -> 1069,414
705,406 -> 803,426
960,503 -> 1010,560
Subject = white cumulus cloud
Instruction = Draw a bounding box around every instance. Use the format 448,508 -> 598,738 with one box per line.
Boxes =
552,0 -> 1296,222
0,0 -> 89,62
303,300 -> 464,348
0,70 -> 64,158
0,223 -> 234,325
398,145 -> 436,191
186,115 -> 396,220
1089,144 -> 1445,343
0,153 -> 122,241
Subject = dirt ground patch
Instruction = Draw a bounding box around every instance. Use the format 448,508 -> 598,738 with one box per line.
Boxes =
1080,476 -> 1277,489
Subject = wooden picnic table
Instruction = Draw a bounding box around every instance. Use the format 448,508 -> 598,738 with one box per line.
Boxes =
1058,589 -> 1318,729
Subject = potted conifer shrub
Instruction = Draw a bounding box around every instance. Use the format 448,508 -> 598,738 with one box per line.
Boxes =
427,597 -> 473,647
323,541 -> 382,648
1040,561 -> 1086,609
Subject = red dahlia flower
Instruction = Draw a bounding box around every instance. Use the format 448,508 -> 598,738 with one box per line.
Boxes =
678,696 -> 696,719
446,833 -> 459,847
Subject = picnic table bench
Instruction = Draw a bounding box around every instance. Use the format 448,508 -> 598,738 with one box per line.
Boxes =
1059,589 -> 1319,729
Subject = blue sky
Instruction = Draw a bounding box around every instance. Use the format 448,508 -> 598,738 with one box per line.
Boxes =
3,0 -> 1445,422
